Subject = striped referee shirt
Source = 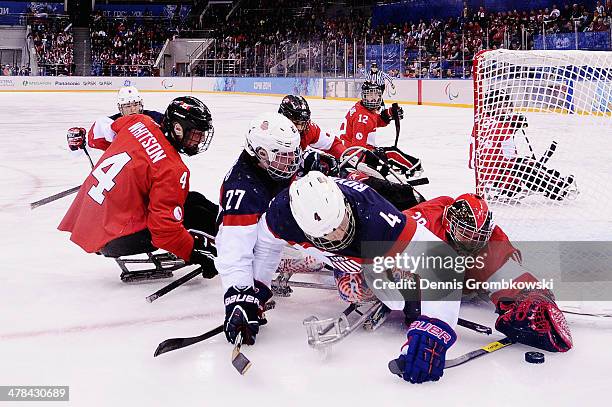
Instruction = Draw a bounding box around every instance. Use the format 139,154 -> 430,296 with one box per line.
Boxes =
364,70 -> 394,87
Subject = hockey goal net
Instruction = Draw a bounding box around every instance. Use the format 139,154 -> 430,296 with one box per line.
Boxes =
472,49 -> 612,316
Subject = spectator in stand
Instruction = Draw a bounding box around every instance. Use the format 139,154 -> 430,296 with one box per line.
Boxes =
30,16 -> 73,75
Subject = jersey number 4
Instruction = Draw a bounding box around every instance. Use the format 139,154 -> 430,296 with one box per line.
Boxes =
380,211 -> 401,227
88,152 -> 132,204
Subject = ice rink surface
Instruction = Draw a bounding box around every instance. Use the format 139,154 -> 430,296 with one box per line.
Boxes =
1,92 -> 611,407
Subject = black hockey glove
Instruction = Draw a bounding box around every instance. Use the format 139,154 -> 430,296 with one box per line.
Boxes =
223,281 -> 272,345
301,150 -> 339,177
67,127 -> 86,151
380,103 -> 404,124
188,230 -> 217,279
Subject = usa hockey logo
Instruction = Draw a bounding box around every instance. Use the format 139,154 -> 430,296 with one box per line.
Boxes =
327,255 -> 361,274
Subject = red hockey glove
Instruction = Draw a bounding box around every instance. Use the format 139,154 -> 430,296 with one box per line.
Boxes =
495,290 -> 572,352
67,127 -> 86,151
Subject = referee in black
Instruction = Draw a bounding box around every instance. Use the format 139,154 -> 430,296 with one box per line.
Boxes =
364,62 -> 396,93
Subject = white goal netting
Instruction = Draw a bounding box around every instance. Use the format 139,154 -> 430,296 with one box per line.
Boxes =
472,50 -> 612,315
472,49 -> 612,241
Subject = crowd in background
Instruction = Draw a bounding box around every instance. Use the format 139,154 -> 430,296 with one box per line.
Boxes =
89,12 -> 184,76
29,16 -> 74,76
5,1 -> 612,77
0,65 -> 30,76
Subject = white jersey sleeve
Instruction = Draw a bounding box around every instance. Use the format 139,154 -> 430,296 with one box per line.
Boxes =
215,220 -> 257,290
309,128 -> 335,151
215,213 -> 286,290
252,213 -> 287,285
89,116 -> 116,147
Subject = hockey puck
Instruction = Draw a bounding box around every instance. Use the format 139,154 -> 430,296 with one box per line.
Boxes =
525,351 -> 545,364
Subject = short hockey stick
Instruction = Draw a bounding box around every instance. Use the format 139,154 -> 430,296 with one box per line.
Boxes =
30,145 -> 95,209
523,131 -> 557,165
392,102 -> 401,148
146,230 -> 217,302
154,324 -> 223,357
145,266 -> 204,303
30,185 -> 81,209
83,145 -> 95,168
154,302 -> 275,357
231,332 -> 252,375
387,336 -> 514,376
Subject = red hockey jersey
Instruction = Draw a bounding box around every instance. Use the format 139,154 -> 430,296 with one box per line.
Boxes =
58,114 -> 194,261
300,121 -> 346,158
471,117 -> 522,191
405,196 -> 521,285
339,101 -> 389,148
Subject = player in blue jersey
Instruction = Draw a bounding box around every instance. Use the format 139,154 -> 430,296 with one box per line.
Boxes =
214,112 -> 303,346
260,171 -> 462,384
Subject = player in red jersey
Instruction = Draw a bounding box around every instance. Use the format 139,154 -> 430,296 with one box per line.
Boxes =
339,82 -> 400,148
58,96 -> 218,282
339,82 -> 422,178
405,193 -> 572,353
278,95 -> 346,159
66,86 -> 164,153
472,88 -> 576,201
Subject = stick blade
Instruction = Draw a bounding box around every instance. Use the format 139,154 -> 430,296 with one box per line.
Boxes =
232,352 -> 252,375
388,358 -> 403,377
154,338 -> 185,357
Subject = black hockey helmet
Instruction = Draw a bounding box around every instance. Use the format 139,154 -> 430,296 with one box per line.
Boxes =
278,95 -> 311,132
361,81 -> 383,110
162,96 -> 214,156
370,62 -> 379,72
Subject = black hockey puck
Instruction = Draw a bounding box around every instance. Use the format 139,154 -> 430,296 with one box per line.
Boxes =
525,351 -> 545,364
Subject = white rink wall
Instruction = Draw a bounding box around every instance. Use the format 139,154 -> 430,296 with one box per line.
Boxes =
0,76 -> 475,108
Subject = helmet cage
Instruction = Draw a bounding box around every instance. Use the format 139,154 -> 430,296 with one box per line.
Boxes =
180,125 -> 215,156
446,203 -> 494,252
264,145 -> 302,180
305,202 -> 356,251
362,85 -> 383,110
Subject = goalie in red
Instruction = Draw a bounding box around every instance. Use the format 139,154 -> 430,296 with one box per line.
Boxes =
472,89 -> 577,201
405,193 -> 572,354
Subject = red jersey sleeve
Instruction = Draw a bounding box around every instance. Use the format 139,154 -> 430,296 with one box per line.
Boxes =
147,163 -> 194,261
466,226 -> 520,282
301,121 -> 347,159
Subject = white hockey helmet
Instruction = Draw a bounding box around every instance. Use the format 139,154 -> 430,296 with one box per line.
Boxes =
245,112 -> 302,180
117,86 -> 143,116
289,171 -> 355,251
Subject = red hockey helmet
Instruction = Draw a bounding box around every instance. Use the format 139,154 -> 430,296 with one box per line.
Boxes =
444,193 -> 494,252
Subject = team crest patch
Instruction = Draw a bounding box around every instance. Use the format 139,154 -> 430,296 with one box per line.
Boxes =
173,206 -> 183,220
